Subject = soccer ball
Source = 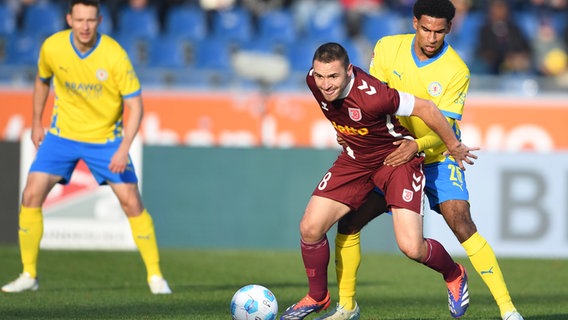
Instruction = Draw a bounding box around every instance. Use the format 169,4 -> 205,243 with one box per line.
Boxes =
230,284 -> 278,320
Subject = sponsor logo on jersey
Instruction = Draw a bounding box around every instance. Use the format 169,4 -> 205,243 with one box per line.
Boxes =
331,121 -> 369,136
65,82 -> 103,98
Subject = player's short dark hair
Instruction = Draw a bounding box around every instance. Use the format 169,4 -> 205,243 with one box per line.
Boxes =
68,0 -> 100,14
413,0 -> 456,22
313,42 -> 351,69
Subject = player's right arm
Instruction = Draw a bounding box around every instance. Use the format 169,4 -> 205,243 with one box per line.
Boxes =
31,76 -> 51,149
402,93 -> 478,169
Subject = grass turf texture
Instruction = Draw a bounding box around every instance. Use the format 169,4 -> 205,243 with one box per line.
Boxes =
0,245 -> 567,319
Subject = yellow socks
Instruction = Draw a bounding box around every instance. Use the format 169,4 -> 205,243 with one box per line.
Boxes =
335,232 -> 361,311
462,232 -> 516,317
19,206 -> 43,279
128,209 -> 162,281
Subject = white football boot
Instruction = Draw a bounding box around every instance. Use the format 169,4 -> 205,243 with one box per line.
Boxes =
503,311 -> 524,320
2,272 -> 39,292
315,302 -> 360,320
148,275 -> 172,294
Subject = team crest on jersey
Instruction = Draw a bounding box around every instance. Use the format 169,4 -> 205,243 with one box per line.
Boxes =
96,69 -> 108,81
402,188 -> 414,202
428,82 -> 442,96
348,108 -> 362,121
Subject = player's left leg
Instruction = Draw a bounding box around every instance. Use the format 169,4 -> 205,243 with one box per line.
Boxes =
319,191 -> 386,319
84,140 -> 170,294
391,207 -> 469,318
427,158 -> 522,319
440,200 -> 522,319
109,182 -> 171,294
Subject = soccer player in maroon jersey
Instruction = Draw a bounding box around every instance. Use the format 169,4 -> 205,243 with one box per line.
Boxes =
280,42 -> 477,320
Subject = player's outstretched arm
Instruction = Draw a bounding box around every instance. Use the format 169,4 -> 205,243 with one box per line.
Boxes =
411,97 -> 478,169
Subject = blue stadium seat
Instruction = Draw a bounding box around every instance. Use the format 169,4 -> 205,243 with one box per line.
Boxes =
114,33 -> 149,67
22,2 -> 65,38
98,4 -> 113,35
303,4 -> 347,42
194,38 -> 234,71
514,11 -> 539,40
341,39 -> 364,68
5,33 -> 41,66
117,6 -> 160,40
257,9 -> 297,44
446,11 -> 483,65
361,11 -> 406,44
164,5 -> 207,41
148,36 -> 195,68
239,37 -> 287,56
0,4 -> 16,36
211,6 -> 253,43
286,39 -> 320,72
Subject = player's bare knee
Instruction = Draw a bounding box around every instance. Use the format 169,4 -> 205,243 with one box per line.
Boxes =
299,222 -> 325,243
21,187 -> 45,207
119,199 -> 144,217
398,243 -> 424,262
453,222 -> 477,243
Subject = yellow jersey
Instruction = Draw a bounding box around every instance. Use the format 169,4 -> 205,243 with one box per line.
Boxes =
369,34 -> 469,164
38,30 -> 141,143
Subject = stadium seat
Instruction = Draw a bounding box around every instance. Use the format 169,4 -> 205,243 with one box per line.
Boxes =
239,37 -> 288,56
211,6 -> 253,43
514,11 -> 539,40
447,11 -> 483,66
114,33 -> 149,67
98,4 -> 113,35
361,11 -> 407,44
5,33 -> 41,66
0,4 -> 15,65
22,2 -> 65,38
341,39 -> 365,68
117,5 -> 160,40
148,36 -> 195,68
194,38 -> 234,71
0,4 -> 16,36
164,5 -> 207,41
303,3 -> 347,42
286,39 -> 320,72
257,9 -> 297,44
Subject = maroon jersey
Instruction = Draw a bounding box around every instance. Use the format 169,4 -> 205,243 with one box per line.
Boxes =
306,66 -> 414,168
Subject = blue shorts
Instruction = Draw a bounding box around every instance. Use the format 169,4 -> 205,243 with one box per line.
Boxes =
423,156 -> 469,213
372,156 -> 469,214
30,133 -> 138,185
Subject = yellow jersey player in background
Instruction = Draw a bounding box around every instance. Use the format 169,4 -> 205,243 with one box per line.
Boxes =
319,0 -> 524,319
1,0 -> 171,295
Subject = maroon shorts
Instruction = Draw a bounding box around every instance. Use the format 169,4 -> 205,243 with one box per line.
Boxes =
312,154 -> 425,213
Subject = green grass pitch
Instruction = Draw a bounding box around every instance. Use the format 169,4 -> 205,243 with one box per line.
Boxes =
0,245 -> 567,319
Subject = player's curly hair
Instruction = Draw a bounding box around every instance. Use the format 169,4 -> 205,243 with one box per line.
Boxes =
413,0 -> 456,22
313,42 -> 351,69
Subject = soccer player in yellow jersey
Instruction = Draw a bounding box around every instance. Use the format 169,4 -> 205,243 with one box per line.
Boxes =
318,0 -> 524,319
1,0 -> 171,295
